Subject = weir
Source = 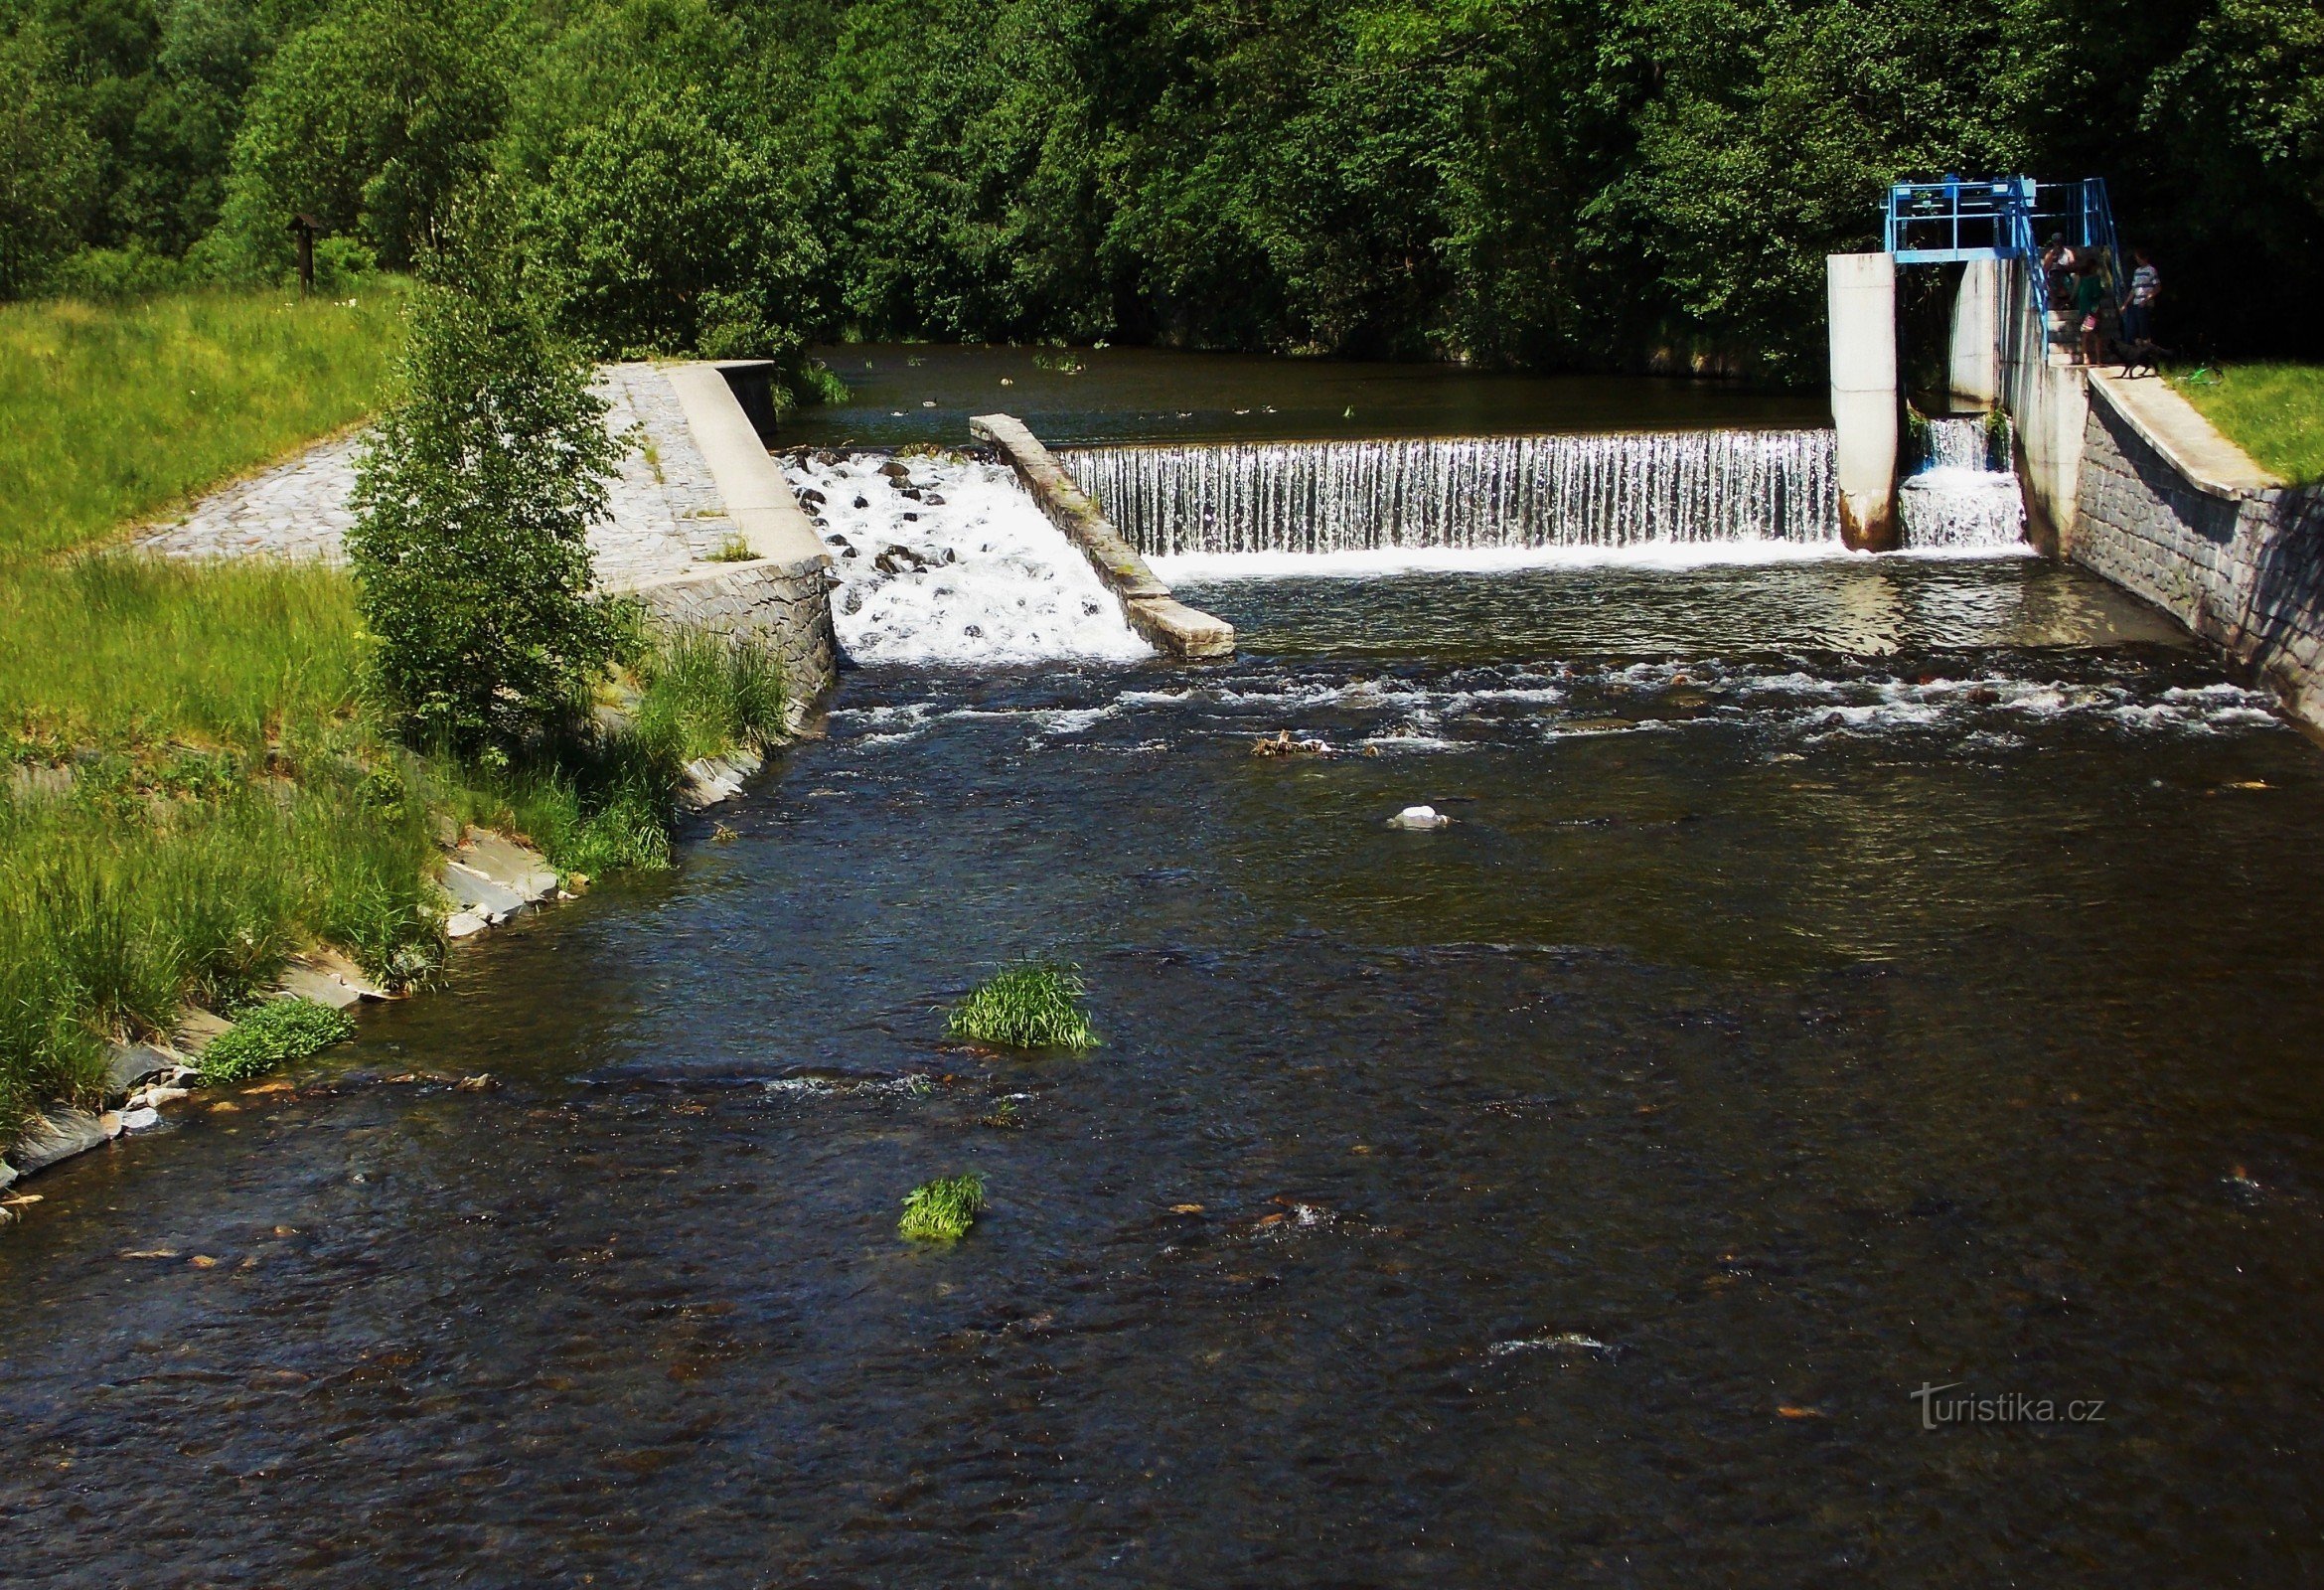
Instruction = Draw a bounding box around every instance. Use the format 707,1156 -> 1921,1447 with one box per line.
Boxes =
1060,430 -> 1844,557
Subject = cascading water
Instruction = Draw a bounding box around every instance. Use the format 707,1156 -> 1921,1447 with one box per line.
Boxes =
1898,415 -> 2027,551
785,455 -> 1152,666
1062,431 -> 1840,560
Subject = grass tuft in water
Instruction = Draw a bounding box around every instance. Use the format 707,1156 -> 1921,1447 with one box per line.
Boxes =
898,1172 -> 987,1242
948,962 -> 1098,1050
197,996 -> 357,1084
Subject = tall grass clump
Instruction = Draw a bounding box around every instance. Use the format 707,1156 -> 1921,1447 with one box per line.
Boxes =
631,630 -> 787,767
898,1173 -> 987,1242
948,962 -> 1099,1050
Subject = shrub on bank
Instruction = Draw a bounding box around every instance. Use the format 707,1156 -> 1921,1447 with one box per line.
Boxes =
348,263 -> 623,754
948,962 -> 1099,1050
198,998 -> 358,1085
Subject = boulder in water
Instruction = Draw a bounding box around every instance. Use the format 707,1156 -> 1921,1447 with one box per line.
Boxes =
877,460 -> 913,480
1388,804 -> 1450,830
875,545 -> 929,574
1252,728 -> 1333,758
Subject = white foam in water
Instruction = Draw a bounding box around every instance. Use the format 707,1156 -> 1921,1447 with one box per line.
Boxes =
787,455 -> 1153,666
1153,539 -> 1865,581
1899,418 -> 2026,550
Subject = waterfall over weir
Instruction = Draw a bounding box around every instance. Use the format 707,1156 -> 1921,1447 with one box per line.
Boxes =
1060,431 -> 1842,559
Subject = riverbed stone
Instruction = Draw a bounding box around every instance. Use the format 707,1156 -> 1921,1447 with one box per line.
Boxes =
8,1108 -> 119,1176
172,1009 -> 232,1055
104,1042 -> 179,1094
278,963 -> 376,1011
457,833 -> 558,900
440,862 -> 528,923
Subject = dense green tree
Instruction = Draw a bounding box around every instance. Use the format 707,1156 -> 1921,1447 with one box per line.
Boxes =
522,85 -> 825,361
212,0 -> 510,273
348,244 -> 623,752
0,33 -> 99,294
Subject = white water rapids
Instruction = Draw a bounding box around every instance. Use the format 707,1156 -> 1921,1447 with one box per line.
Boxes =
786,454 -> 1152,666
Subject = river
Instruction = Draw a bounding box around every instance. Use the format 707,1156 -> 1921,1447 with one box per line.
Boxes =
6,404 -> 2323,1586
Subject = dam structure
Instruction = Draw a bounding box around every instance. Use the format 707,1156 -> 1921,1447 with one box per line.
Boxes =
1829,175 -> 2324,729
1056,427 -> 2024,562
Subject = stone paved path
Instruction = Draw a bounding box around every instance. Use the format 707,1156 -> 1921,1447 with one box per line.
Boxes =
138,364 -> 743,591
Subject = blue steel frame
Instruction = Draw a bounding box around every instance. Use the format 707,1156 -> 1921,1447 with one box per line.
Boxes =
1883,176 -> 2117,267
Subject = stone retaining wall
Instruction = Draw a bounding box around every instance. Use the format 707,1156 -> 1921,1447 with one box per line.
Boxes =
629,556 -> 838,732
2073,389 -> 2324,729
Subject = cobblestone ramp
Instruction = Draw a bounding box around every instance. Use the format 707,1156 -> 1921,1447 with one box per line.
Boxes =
137,363 -> 746,592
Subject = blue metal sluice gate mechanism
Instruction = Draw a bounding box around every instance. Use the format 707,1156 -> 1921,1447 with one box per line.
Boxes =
1884,177 -> 2119,265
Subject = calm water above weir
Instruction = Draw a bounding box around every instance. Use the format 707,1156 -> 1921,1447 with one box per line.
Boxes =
8,551 -> 2324,1586
784,343 -> 1828,447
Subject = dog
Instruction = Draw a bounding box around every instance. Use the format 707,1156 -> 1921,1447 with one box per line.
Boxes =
2116,337 -> 2167,380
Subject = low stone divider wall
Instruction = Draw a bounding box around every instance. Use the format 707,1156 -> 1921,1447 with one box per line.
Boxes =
970,412 -> 1235,659
2072,375 -> 2324,730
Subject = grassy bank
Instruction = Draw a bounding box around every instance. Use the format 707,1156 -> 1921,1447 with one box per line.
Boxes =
0,289 -> 784,1134
2171,364 -> 2324,486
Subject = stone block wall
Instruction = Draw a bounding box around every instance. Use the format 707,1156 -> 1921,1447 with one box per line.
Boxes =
629,556 -> 839,732
2074,400 -> 2324,728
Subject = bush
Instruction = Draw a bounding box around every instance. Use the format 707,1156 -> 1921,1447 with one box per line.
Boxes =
43,243 -> 198,302
348,265 -> 623,753
196,996 -> 357,1083
898,1173 -> 987,1242
948,962 -> 1098,1050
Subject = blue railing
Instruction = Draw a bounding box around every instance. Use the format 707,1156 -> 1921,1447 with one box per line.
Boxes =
1884,176 -> 2118,275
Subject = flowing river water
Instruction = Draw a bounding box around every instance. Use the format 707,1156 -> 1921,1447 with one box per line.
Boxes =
8,409 -> 2324,1585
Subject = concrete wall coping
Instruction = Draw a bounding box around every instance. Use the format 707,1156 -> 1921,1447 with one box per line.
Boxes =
971,412 -> 1235,659
662,363 -> 831,568
2088,372 -> 2280,500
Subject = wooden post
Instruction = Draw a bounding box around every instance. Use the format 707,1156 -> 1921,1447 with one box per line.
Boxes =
289,214 -> 319,296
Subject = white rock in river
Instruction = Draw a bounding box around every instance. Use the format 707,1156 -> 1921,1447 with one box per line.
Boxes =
1388,804 -> 1451,831
119,1106 -> 161,1131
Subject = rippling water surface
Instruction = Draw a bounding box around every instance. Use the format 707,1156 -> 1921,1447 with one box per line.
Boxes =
7,557 -> 2324,1587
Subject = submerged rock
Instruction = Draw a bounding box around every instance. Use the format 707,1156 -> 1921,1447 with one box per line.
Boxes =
1388,804 -> 1451,831
1252,729 -> 1334,758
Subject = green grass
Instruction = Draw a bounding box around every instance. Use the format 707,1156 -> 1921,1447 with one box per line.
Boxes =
2171,363 -> 2324,485
898,1173 -> 988,1242
196,997 -> 358,1084
948,961 -> 1099,1050
0,287 -> 793,1139
0,288 -> 405,564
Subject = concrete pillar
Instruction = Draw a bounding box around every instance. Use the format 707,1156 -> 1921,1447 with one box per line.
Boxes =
1827,252 -> 1899,552
1947,257 -> 2003,408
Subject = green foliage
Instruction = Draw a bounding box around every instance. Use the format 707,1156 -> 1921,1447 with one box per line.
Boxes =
632,630 -> 786,765
948,961 -> 1098,1050
2172,363 -> 2324,484
197,995 -> 357,1083
0,33 -> 100,297
348,265 -> 622,752
522,83 -> 823,362
898,1172 -> 987,1242
210,0 -> 511,274
0,288 -> 402,564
